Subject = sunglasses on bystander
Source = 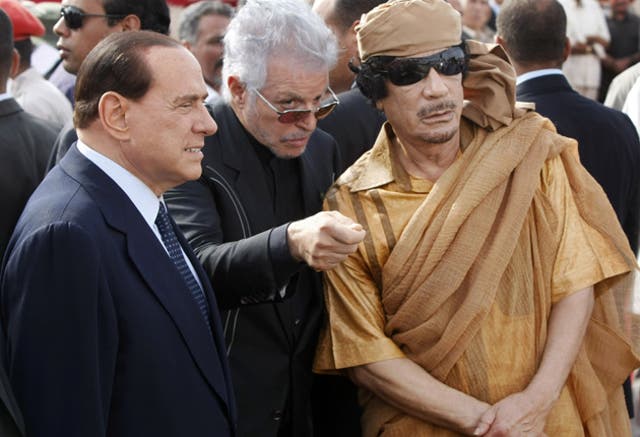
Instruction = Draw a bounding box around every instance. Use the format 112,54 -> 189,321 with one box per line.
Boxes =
59,5 -> 125,30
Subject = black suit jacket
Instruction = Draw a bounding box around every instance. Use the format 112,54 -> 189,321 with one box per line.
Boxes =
45,119 -> 76,172
517,74 -> 640,253
0,98 -> 56,437
166,103 -> 358,437
0,98 -> 56,260
317,87 -> 386,173
1,145 -> 236,437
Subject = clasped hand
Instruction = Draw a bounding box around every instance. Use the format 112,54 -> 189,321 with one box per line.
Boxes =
472,391 -> 552,437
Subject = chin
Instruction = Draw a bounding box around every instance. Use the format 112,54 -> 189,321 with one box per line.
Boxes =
422,127 -> 458,144
269,145 -> 306,160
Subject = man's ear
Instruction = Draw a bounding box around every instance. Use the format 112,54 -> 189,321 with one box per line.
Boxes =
562,37 -> 571,63
120,14 -> 141,31
227,76 -> 247,108
9,48 -> 20,79
98,91 -> 130,141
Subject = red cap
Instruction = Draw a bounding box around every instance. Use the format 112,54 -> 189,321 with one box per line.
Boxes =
0,0 -> 46,41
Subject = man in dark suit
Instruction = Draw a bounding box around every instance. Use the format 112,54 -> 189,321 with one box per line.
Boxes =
0,8 -> 57,261
165,1 -> 366,436
312,0 -> 386,171
497,0 -> 640,416
1,31 -> 236,437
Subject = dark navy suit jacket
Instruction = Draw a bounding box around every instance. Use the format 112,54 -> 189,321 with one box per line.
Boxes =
0,145 -> 236,437
517,73 -> 640,253
517,73 -> 640,417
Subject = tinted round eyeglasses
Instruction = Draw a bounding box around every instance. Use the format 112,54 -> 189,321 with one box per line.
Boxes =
382,46 -> 467,86
59,5 -> 126,30
254,88 -> 339,124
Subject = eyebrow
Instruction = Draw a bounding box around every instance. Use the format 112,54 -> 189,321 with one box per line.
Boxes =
171,93 -> 208,105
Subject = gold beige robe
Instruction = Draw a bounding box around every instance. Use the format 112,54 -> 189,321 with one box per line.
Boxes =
314,112 -> 639,436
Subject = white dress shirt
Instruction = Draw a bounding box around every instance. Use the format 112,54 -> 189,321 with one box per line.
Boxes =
77,140 -> 203,289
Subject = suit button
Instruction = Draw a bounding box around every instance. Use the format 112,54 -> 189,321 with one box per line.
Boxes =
294,318 -> 301,326
272,409 -> 283,421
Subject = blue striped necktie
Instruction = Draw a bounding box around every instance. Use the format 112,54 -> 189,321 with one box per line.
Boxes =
155,203 -> 212,334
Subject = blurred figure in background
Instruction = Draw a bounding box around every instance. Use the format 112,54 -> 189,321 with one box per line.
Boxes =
1,0 -> 72,130
46,0 -> 171,168
558,0 -> 610,99
178,0 -> 233,105
461,0 -> 494,43
600,0 -> 640,101
312,0 -> 387,171
0,4 -> 57,261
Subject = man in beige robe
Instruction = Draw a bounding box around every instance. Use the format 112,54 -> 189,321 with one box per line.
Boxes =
313,0 -> 640,435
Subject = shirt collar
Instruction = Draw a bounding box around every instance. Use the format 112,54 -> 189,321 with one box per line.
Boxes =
349,119 -> 473,192
0,91 -> 12,102
76,140 -> 161,229
516,69 -> 564,86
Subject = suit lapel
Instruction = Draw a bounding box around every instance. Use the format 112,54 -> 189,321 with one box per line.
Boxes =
60,146 -> 233,416
176,220 -> 237,420
215,106 -> 299,345
217,107 -> 273,233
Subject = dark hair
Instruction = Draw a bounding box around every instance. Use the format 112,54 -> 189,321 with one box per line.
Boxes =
355,43 -> 469,104
103,0 -> 171,35
74,31 -> 181,128
0,9 -> 13,83
14,39 -> 33,70
496,0 -> 566,66
332,0 -> 386,31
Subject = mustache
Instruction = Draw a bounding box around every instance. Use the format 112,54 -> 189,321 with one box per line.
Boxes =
417,101 -> 457,118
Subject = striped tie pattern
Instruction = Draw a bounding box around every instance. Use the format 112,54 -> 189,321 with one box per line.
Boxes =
155,203 -> 212,334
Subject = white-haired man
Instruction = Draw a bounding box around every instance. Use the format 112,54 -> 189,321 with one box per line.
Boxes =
165,0 -> 365,436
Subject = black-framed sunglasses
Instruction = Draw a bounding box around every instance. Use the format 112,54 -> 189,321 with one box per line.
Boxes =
254,88 -> 340,124
382,46 -> 467,86
59,5 -> 126,30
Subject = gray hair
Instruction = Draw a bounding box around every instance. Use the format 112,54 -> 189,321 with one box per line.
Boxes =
178,1 -> 235,44
221,0 -> 338,101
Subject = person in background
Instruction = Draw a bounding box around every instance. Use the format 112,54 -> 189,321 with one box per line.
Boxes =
0,5 -> 57,261
1,0 -> 72,130
0,8 -> 57,435
178,0 -> 233,106
605,60 -> 640,109
312,0 -> 386,171
600,0 -> 640,101
313,0 -> 640,435
461,0 -> 495,43
46,0 -> 171,169
165,1 -> 366,435
558,0 -> 610,99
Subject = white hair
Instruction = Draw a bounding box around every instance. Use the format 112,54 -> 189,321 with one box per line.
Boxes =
221,0 -> 338,101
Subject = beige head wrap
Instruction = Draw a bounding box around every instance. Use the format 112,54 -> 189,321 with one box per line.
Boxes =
356,0 -> 461,61
357,0 -> 524,130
